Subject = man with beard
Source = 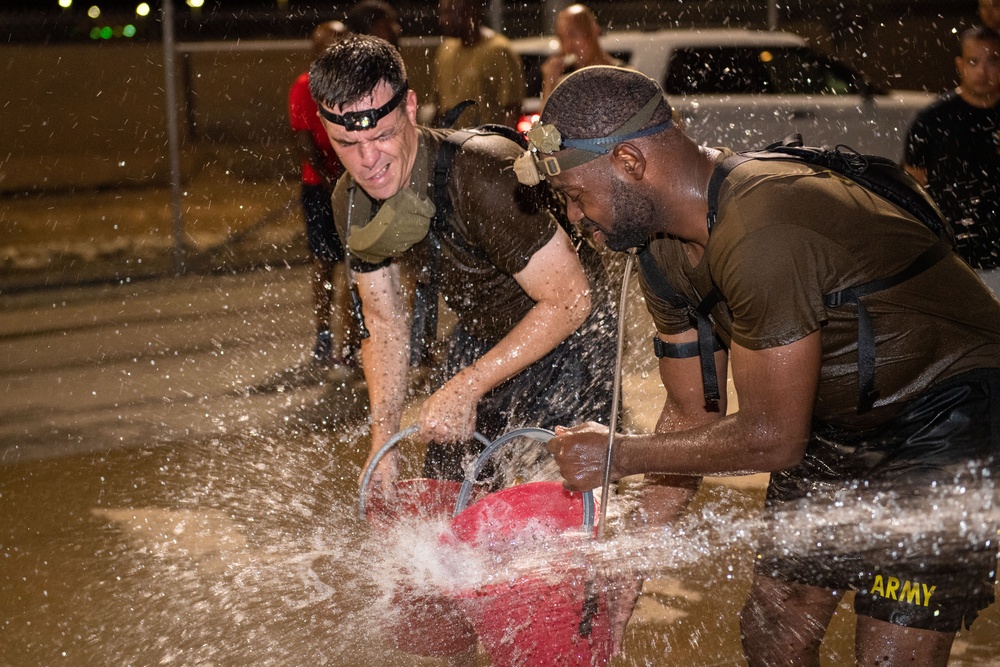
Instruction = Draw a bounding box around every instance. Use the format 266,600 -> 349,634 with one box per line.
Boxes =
523,66 -> 1000,666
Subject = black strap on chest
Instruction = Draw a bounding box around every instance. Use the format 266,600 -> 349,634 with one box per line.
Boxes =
823,238 -> 952,411
638,246 -> 725,410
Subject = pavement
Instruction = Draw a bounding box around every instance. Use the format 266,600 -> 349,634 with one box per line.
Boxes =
0,162 -> 308,294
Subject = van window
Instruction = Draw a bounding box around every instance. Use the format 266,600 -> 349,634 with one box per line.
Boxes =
663,46 -> 860,96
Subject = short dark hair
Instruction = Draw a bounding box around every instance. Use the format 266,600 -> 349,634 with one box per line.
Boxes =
309,34 -> 407,110
540,66 -> 673,140
345,1 -> 399,35
959,25 -> 1000,53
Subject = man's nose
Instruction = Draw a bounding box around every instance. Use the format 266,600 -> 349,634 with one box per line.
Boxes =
565,198 -> 585,223
358,141 -> 380,167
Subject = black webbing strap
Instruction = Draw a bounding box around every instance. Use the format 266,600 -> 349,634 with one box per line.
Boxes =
412,129 -> 483,358
694,287 -> 724,408
823,238 -> 953,412
706,155 -> 752,233
439,100 -> 477,129
638,246 -> 724,410
652,337 -> 699,359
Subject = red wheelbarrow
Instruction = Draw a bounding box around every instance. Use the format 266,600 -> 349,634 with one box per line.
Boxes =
359,427 -> 612,666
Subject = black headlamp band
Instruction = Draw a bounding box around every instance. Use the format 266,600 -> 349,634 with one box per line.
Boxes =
318,83 -> 408,131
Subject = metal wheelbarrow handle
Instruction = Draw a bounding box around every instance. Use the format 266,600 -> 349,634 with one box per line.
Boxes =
454,427 -> 596,530
357,425 -> 491,521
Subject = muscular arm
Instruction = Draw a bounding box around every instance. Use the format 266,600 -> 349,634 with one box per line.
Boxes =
640,330 -> 729,523
418,225 -> 591,442
356,262 -> 411,489
553,331 -> 820,490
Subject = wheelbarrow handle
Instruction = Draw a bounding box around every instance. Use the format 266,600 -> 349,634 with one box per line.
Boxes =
454,427 -> 595,530
357,426 -> 491,521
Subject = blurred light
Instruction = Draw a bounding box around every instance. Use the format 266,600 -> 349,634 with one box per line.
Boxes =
123,24 -> 136,37
187,0 -> 204,7
87,5 -> 100,18
517,113 -> 539,135
759,50 -> 774,63
136,2 -> 150,16
58,0 -> 72,8
100,26 -> 113,39
89,26 -> 101,39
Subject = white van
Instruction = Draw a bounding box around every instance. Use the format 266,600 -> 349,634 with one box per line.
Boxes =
512,29 -> 936,161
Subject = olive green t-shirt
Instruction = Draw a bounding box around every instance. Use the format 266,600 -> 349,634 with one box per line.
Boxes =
433,33 -> 525,127
333,127 -> 557,345
640,150 -> 1000,427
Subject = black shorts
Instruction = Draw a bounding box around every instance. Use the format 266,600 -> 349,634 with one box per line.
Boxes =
756,368 -> 1000,632
301,183 -> 344,264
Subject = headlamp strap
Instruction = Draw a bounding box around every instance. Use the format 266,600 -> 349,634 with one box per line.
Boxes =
318,83 -> 408,131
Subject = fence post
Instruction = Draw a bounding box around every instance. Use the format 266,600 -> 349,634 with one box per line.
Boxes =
161,0 -> 186,275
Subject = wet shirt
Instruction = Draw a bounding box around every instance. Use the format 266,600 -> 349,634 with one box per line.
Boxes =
640,150 -> 1000,428
434,34 -> 525,127
905,91 -> 1000,269
333,127 -> 557,345
288,72 -> 342,187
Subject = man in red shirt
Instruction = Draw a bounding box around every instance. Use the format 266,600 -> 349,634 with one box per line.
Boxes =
289,21 -> 354,371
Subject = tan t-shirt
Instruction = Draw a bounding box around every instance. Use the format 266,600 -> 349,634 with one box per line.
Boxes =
640,150 -> 1000,427
333,128 -> 557,345
433,33 -> 525,127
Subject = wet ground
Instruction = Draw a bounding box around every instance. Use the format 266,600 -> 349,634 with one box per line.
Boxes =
3,176 -> 1000,665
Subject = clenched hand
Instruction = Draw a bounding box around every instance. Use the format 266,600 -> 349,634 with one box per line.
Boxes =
547,421 -> 614,492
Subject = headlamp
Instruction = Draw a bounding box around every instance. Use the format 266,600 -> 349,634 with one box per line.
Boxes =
513,91 -> 672,186
319,83 -> 409,131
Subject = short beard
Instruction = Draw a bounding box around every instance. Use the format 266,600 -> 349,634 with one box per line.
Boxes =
603,177 -> 656,252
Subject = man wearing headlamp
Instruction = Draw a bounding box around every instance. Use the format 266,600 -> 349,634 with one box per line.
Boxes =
535,66 -> 1000,666
309,36 -> 615,503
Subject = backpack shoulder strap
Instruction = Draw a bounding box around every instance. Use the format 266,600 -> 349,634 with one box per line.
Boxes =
706,154 -> 753,232
637,244 -> 725,410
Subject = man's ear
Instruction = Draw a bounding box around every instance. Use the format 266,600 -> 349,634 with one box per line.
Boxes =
611,142 -> 646,181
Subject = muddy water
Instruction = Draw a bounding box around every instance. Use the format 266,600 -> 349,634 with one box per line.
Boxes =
3,268 -> 1000,666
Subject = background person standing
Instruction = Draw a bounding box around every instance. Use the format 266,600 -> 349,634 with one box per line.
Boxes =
904,26 -> 1000,291
345,0 -> 402,48
288,21 -> 355,373
433,0 -> 525,127
540,3 -> 622,101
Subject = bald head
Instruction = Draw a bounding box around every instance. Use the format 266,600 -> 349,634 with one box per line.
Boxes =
541,66 -> 673,141
555,4 -> 606,67
559,4 -> 599,31
311,20 -> 347,57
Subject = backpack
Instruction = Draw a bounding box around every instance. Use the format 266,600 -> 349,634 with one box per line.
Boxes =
639,135 -> 956,414
411,120 -> 613,365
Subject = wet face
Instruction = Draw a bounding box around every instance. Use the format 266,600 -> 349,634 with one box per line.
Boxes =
551,159 -> 656,252
319,82 -> 419,201
956,37 -> 1000,105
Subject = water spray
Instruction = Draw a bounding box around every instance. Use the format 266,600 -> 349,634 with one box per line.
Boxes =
597,250 -> 636,540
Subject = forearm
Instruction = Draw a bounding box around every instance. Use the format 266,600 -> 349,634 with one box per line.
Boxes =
361,318 -> 411,450
450,291 -> 590,400
615,410 -> 805,480
356,269 -> 412,451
